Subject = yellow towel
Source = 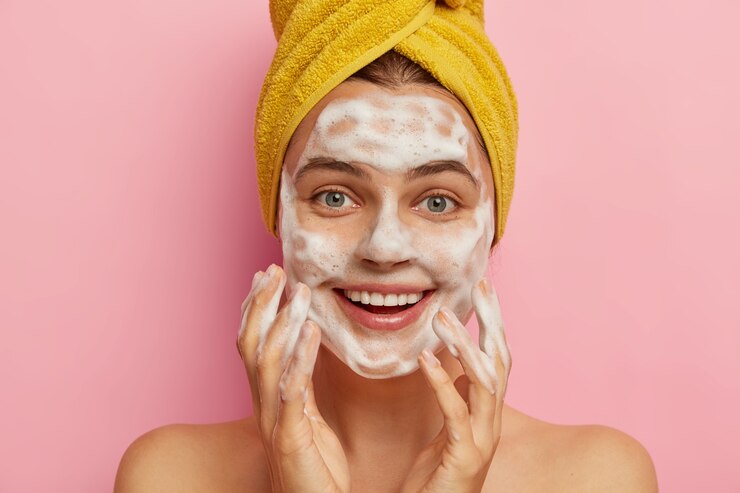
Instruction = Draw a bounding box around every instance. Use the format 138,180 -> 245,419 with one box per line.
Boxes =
255,0 -> 518,244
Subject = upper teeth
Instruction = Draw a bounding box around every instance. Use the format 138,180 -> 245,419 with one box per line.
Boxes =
343,290 -> 424,306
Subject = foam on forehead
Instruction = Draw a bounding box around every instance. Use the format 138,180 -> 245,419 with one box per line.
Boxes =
300,93 -> 470,173
277,90 -> 496,378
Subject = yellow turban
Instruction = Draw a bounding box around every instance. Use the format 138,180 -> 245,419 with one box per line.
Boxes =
255,0 -> 518,244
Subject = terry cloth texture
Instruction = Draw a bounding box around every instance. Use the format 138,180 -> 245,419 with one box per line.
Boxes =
255,0 -> 518,244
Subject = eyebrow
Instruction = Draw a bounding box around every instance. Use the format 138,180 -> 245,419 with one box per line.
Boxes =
406,160 -> 480,189
293,157 -> 480,189
294,157 -> 371,184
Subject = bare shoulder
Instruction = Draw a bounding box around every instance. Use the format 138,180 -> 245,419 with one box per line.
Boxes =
565,423 -> 657,491
490,407 -> 658,492
114,417 -> 269,493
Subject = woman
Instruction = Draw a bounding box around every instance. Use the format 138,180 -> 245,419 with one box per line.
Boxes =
116,1 -> 658,491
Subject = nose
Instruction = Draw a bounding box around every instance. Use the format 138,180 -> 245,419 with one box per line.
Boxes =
355,202 -> 416,270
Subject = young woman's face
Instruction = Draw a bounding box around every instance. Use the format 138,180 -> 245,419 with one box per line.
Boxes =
278,80 -> 496,378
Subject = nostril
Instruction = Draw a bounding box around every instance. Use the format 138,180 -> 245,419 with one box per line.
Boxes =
359,229 -> 415,265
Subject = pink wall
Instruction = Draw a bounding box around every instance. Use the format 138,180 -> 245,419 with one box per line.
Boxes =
1,0 -> 738,491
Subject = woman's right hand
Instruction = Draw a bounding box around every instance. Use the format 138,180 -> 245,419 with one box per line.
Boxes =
237,264 -> 351,493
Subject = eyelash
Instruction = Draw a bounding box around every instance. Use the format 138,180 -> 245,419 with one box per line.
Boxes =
310,188 -> 461,215
414,191 -> 460,215
311,188 -> 358,211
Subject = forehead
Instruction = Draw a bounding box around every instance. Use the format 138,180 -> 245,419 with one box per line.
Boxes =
284,80 -> 488,176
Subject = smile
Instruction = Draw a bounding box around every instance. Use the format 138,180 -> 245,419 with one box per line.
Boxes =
332,287 -> 435,331
342,290 -> 424,307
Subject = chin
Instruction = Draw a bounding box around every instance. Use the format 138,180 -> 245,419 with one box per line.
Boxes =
310,298 -> 443,379
307,287 -> 451,379
325,333 -> 445,379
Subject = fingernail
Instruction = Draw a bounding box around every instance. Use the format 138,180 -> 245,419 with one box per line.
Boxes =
288,283 -> 308,302
266,264 -> 279,278
252,271 -> 264,289
479,278 -> 490,295
437,307 -> 453,326
421,348 -> 440,367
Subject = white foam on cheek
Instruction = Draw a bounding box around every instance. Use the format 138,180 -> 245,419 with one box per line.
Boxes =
303,94 -> 469,172
281,171 -> 442,377
279,176 -> 350,287
280,171 -> 373,374
418,193 -> 493,322
278,92 -> 495,379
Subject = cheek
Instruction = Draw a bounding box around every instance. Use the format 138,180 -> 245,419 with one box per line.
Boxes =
413,208 -> 492,287
281,216 -> 359,288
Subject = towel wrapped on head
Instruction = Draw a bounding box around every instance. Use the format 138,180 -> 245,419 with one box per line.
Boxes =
255,0 -> 518,244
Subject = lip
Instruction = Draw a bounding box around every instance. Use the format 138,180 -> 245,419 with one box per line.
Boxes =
337,283 -> 435,294
333,288 -> 435,331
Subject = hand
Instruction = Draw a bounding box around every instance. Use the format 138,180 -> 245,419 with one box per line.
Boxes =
401,278 -> 512,493
237,265 -> 350,493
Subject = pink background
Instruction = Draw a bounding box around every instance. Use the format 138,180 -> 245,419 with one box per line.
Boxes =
1,0 -> 738,491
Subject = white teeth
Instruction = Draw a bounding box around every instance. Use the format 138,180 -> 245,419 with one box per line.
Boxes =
343,290 -> 424,307
369,293 -> 384,306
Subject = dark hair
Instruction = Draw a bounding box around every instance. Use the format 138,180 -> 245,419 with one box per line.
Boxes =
348,50 -> 443,89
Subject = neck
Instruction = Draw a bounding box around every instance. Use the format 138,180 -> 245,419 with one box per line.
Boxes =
312,345 -> 462,458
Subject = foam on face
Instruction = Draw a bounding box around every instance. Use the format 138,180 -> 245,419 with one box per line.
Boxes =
304,94 -> 469,172
280,92 -> 494,379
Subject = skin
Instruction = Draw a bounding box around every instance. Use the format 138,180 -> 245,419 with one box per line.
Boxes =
277,84 -> 497,379
114,81 -> 659,493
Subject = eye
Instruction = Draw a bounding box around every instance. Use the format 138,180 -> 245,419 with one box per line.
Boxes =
316,190 -> 357,209
416,194 -> 457,214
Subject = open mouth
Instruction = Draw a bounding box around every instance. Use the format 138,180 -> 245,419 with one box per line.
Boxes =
337,289 -> 427,314
333,285 -> 436,330
332,287 -> 435,331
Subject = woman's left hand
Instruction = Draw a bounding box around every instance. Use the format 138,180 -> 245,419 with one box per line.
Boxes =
401,278 -> 512,493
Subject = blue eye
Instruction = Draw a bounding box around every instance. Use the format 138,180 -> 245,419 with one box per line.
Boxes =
325,191 -> 346,207
418,195 -> 456,214
317,191 -> 356,209
426,196 -> 447,213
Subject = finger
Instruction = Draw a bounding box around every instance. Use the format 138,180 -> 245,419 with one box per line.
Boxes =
418,348 -> 475,449
240,271 -> 265,321
472,279 -> 511,452
261,283 -> 311,361
238,264 -> 286,371
237,265 -> 286,422
432,307 -> 497,396
274,321 -> 321,455
235,270 -> 267,387
432,307 -> 497,451
238,271 -> 265,342
256,283 -> 311,433
472,279 -> 512,391
304,378 -> 320,418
